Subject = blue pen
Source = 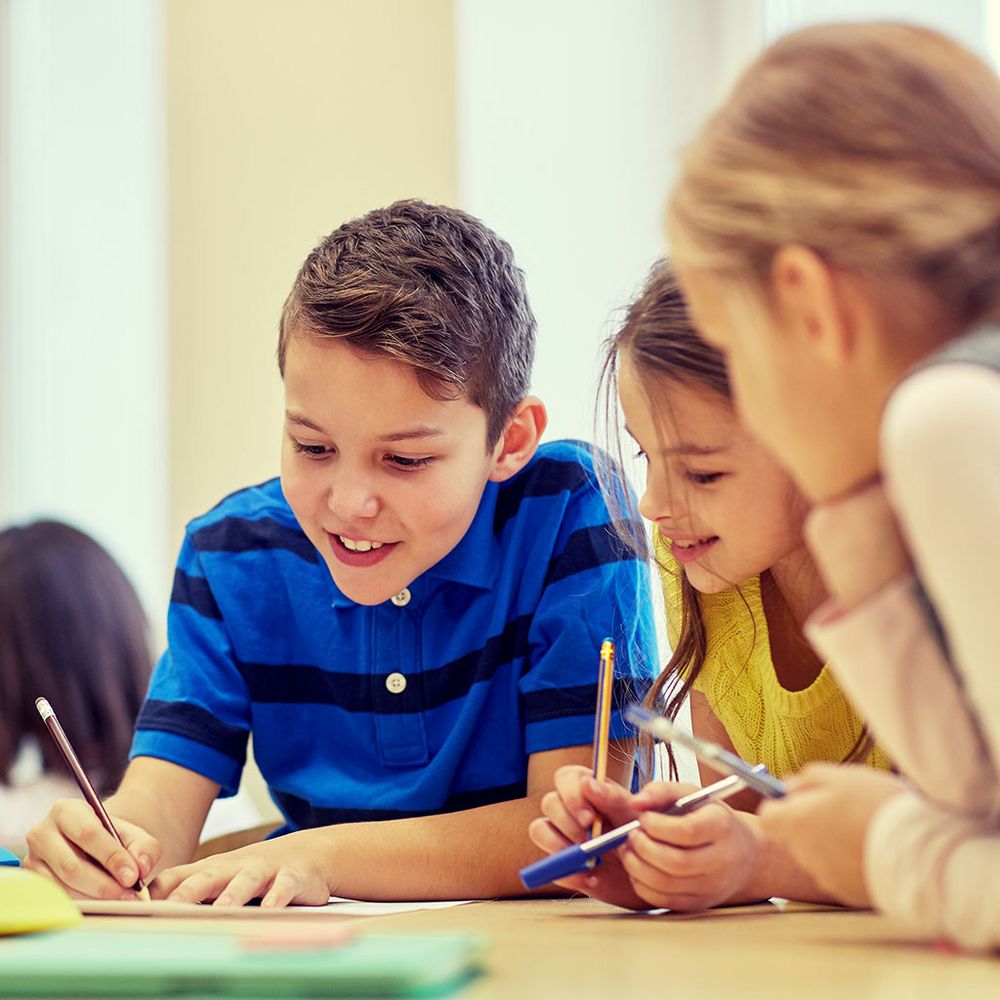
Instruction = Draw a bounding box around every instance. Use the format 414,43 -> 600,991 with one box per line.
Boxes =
520,772 -> 749,890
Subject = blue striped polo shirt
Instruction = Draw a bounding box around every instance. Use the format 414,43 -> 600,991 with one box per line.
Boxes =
132,439 -> 657,833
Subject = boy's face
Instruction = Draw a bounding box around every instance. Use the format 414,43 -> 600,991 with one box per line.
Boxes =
281,333 -> 502,606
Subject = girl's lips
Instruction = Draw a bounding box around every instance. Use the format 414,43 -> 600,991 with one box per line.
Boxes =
327,532 -> 399,568
670,536 -> 719,565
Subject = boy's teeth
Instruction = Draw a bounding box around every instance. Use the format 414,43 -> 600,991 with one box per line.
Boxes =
340,536 -> 383,552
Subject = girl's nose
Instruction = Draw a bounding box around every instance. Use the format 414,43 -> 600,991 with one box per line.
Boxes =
639,470 -> 685,524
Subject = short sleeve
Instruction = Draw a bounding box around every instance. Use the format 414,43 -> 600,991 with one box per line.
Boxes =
518,470 -> 657,755
130,534 -> 251,795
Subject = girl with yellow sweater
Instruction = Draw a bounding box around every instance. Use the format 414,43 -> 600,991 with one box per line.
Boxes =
529,262 -> 888,910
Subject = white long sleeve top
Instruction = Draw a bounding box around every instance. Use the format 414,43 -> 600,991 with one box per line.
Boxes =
804,360 -> 1000,951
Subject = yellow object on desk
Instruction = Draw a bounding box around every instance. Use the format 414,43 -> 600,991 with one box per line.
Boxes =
0,868 -> 82,935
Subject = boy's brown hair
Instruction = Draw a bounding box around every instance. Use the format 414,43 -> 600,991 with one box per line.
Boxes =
279,199 -> 536,447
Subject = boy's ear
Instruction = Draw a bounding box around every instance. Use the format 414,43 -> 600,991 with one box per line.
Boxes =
488,396 -> 547,483
770,245 -> 857,365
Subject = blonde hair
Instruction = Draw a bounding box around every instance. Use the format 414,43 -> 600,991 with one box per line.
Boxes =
669,22 -> 1000,326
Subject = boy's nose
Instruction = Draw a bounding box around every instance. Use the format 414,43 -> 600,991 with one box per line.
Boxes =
327,475 -> 380,521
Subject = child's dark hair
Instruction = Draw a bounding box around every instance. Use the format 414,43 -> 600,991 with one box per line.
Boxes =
0,521 -> 152,795
598,260 -> 871,779
278,199 -> 536,448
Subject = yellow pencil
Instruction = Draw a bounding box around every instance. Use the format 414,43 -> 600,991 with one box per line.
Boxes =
590,639 -> 615,839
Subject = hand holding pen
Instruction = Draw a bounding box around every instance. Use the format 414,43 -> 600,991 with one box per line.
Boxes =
522,770 -> 751,890
526,705 -> 788,910
25,698 -> 153,900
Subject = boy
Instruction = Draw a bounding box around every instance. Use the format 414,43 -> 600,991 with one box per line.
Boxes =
25,200 -> 654,905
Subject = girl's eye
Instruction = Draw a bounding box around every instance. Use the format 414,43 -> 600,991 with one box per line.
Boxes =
634,449 -> 648,462
292,440 -> 333,458
687,471 -> 724,485
386,454 -> 434,470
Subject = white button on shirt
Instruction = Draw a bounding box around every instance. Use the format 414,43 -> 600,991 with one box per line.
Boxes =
385,672 -> 407,694
391,588 -> 411,607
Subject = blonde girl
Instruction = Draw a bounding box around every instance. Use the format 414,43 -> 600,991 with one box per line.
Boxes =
668,22 -> 1000,951
529,261 -> 888,911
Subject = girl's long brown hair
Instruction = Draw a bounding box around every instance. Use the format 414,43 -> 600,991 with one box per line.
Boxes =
0,521 -> 152,794
597,261 -> 730,780
598,261 -> 871,780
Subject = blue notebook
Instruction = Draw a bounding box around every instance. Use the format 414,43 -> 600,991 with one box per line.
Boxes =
0,929 -> 483,997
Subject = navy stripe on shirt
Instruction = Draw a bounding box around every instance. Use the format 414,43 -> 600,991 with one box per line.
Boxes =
136,700 -> 248,763
235,614 -> 533,711
523,675 -> 649,723
545,520 -> 637,587
493,453 -> 593,535
271,780 -> 528,829
170,569 -> 223,620
190,516 -> 318,563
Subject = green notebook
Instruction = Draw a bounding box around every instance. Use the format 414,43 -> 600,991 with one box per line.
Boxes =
0,930 -> 482,997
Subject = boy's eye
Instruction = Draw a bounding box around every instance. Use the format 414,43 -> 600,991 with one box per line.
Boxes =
687,471 -> 724,486
386,454 -> 434,470
292,440 -> 333,458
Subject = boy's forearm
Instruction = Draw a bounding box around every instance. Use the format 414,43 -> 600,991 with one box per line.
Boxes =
106,785 -> 198,870
292,794 -> 554,900
106,759 -> 218,870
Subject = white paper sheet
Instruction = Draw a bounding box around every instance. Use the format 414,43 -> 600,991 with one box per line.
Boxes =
78,897 -> 474,918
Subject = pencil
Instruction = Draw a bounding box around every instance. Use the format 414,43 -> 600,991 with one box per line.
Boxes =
35,697 -> 150,900
590,638 -> 615,839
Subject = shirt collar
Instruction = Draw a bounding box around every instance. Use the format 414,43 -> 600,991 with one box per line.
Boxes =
326,482 -> 501,608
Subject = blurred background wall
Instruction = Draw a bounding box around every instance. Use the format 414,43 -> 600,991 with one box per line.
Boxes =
3,0 -> 990,625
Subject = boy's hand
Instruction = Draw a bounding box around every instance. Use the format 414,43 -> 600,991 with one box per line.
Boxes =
757,763 -> 906,908
617,781 -> 761,911
528,764 -> 650,910
153,832 -> 331,908
23,799 -> 160,900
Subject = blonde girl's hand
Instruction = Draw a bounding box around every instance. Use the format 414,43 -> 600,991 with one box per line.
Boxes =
757,763 -> 907,908
528,764 -> 650,909
618,781 -> 761,911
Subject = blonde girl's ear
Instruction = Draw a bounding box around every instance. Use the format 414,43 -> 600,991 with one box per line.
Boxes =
770,244 -> 857,366
488,396 -> 548,483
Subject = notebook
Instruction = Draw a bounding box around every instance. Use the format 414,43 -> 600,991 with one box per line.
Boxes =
0,929 -> 483,997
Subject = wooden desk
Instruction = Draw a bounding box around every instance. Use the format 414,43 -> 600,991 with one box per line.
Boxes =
80,897 -> 1000,997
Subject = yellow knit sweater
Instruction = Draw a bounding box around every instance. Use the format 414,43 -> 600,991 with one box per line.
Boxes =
654,529 -> 890,777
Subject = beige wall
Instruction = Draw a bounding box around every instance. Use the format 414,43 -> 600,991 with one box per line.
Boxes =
166,0 -> 458,552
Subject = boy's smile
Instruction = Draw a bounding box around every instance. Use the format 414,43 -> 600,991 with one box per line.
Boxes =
280,333 -> 503,606
328,533 -> 398,567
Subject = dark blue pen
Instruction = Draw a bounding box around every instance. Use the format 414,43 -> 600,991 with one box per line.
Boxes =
520,772 -> 747,890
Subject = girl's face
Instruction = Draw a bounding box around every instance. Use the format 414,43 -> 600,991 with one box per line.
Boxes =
617,354 -> 807,594
675,262 -> 875,502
